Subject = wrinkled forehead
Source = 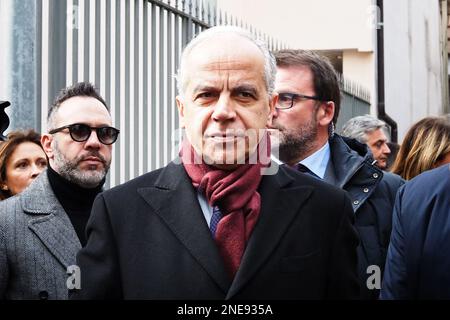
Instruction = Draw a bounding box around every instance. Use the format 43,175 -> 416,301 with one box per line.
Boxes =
184,34 -> 266,77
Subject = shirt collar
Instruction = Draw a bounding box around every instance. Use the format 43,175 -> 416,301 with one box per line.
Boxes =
271,141 -> 330,179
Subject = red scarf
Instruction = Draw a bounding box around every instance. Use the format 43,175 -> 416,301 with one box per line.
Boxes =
181,134 -> 270,278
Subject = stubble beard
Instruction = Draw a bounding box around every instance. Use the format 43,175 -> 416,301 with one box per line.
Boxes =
53,141 -> 110,188
273,112 -> 319,164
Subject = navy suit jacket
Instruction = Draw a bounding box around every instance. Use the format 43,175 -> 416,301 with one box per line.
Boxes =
381,164 -> 450,299
71,162 -> 360,299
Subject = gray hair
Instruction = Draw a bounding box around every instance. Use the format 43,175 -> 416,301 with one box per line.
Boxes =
341,115 -> 388,143
175,25 -> 276,97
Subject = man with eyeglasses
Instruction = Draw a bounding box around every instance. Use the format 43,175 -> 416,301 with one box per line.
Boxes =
0,82 -> 119,299
270,49 -> 404,299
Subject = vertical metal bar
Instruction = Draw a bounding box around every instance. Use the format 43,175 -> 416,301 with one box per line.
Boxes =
151,2 -> 157,170
174,9 -> 180,148
66,0 -> 74,87
124,0 -> 130,181
109,0 -> 116,187
159,4 -> 165,167
36,0 -> 43,131
95,0 -> 101,87
129,0 -> 135,180
167,8 -> 173,162
89,0 -> 96,83
138,0 -> 144,176
84,0 -> 89,81
119,0 -> 126,183
143,0 -> 149,173
41,0 -> 49,129
77,0 -> 85,81
100,0 -> 106,97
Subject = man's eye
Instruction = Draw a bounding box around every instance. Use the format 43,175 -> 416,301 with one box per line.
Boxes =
237,91 -> 255,99
196,92 -> 215,99
279,95 -> 292,102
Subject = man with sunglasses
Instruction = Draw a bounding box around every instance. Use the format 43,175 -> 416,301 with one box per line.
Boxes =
0,82 -> 119,299
270,49 -> 404,299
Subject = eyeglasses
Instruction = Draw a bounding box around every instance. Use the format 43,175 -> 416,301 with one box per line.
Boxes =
49,123 -> 120,145
276,92 -> 325,110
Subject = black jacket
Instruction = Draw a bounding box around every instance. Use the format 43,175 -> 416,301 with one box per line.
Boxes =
71,162 -> 360,299
325,135 -> 404,299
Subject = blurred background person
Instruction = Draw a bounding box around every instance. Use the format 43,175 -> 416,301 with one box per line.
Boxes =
381,163 -> 450,299
391,116 -> 450,180
385,142 -> 400,171
341,115 -> 391,170
0,130 -> 47,200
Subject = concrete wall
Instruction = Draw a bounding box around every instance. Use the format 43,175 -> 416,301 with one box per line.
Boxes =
384,0 -> 446,141
216,0 -> 374,51
343,50 -> 375,102
0,0 -> 39,133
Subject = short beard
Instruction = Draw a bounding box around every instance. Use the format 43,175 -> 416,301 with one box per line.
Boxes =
274,109 -> 319,164
53,141 -> 110,188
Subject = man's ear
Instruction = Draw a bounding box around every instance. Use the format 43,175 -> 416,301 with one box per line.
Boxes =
41,134 -> 55,160
317,101 -> 335,127
267,93 -> 278,127
175,96 -> 186,129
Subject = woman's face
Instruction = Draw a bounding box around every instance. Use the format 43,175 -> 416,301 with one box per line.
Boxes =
3,142 -> 47,196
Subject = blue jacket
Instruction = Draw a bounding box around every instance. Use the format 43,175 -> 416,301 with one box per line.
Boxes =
326,135 -> 404,299
381,164 -> 450,299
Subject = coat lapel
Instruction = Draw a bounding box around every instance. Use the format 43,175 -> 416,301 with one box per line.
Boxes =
137,162 -> 231,293
226,166 -> 314,299
22,171 -> 81,269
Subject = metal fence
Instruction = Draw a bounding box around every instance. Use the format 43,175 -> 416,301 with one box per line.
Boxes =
34,0 -> 288,188
336,74 -> 371,132
5,0 -> 370,188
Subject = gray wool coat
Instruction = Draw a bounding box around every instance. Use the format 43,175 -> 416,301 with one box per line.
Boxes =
0,171 -> 81,300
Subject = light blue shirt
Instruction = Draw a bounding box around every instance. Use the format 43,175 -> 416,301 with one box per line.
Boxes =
272,141 -> 330,179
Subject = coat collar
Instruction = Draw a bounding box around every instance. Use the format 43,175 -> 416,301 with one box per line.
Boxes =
20,170 -> 81,268
137,162 -> 314,298
137,162 -> 232,293
328,135 -> 382,186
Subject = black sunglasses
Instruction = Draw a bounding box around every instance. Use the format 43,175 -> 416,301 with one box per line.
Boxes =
49,123 -> 120,145
276,92 -> 325,110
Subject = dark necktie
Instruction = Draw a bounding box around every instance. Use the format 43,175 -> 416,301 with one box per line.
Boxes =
210,205 -> 223,236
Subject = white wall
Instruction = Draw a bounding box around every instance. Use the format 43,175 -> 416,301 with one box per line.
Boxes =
384,0 -> 446,142
343,50 -> 374,99
216,0 -> 374,51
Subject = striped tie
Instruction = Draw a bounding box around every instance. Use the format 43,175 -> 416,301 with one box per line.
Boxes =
210,206 -> 223,237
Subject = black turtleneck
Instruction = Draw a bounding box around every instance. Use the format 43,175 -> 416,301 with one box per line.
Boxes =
47,165 -> 104,247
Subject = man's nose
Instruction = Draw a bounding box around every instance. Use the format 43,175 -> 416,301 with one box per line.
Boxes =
212,95 -> 236,122
383,143 -> 391,154
84,129 -> 102,148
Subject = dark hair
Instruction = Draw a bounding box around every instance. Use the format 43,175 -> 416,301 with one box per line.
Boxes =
0,129 -> 44,200
47,82 -> 109,129
391,116 -> 450,180
274,49 -> 341,124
